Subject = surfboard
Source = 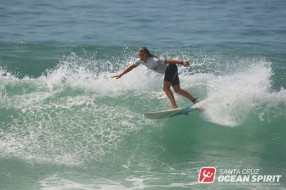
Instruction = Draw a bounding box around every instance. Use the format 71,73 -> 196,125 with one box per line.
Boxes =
143,105 -> 197,119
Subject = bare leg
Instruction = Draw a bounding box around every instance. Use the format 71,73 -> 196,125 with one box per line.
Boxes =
163,81 -> 178,109
172,84 -> 198,104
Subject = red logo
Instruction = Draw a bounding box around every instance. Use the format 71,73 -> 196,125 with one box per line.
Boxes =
198,167 -> 216,183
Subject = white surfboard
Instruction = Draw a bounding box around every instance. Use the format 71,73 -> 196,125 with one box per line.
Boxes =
143,105 -> 197,119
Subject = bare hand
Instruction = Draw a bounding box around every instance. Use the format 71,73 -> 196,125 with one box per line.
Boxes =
182,61 -> 190,67
111,74 -> 122,79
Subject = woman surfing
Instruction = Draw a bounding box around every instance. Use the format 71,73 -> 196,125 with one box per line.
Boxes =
112,47 -> 198,109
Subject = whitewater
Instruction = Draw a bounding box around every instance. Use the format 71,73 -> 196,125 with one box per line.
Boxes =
1,0 -> 286,189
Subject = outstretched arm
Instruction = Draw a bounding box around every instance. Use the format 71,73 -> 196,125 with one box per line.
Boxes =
112,65 -> 137,79
165,59 -> 189,67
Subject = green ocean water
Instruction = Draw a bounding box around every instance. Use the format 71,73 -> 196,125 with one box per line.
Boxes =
1,0 -> 286,189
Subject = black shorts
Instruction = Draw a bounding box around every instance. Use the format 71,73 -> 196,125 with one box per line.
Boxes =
164,64 -> 180,86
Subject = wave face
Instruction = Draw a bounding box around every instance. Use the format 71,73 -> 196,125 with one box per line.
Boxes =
1,0 -> 286,189
0,44 -> 285,189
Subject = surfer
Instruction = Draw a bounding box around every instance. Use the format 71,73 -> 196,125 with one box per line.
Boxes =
112,47 -> 198,109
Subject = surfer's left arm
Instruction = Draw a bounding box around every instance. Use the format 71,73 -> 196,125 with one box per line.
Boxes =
165,59 -> 189,67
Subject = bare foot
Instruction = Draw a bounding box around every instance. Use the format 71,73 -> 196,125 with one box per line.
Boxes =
192,99 -> 204,112
171,105 -> 178,109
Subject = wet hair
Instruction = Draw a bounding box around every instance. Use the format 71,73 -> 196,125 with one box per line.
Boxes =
139,47 -> 159,58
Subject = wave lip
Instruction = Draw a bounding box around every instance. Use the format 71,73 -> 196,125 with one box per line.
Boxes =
194,59 -> 286,127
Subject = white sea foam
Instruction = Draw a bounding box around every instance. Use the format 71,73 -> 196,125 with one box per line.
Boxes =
39,174 -> 200,190
181,58 -> 286,127
1,53 -> 285,167
0,54 -> 161,166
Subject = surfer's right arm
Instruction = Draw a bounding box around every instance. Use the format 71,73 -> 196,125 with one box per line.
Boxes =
112,65 -> 137,79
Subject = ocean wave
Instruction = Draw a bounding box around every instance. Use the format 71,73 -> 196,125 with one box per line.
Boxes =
0,50 -> 285,167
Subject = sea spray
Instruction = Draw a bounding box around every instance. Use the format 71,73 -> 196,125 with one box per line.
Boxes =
180,57 -> 286,127
0,53 -> 160,166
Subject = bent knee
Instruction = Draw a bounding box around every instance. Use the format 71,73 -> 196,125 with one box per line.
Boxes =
163,86 -> 170,92
163,83 -> 173,91
173,87 -> 182,93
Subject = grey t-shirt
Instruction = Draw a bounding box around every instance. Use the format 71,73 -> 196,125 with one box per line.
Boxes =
132,57 -> 167,74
